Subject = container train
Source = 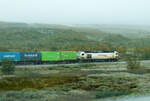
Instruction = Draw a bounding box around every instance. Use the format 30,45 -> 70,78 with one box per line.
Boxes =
0,51 -> 119,64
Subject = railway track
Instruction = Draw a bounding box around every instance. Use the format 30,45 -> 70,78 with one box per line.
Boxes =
12,60 -> 150,68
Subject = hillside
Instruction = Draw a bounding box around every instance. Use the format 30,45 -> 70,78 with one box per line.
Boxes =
0,22 -> 150,52
73,24 -> 150,39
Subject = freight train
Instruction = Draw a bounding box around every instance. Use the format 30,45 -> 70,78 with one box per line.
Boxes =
0,51 -> 119,64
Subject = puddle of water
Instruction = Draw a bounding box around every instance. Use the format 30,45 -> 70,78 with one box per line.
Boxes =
106,95 -> 150,101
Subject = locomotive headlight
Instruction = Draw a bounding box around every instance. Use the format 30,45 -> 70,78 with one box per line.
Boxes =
115,51 -> 119,58
80,52 -> 85,57
116,52 -> 118,56
77,51 -> 86,59
81,53 -> 85,56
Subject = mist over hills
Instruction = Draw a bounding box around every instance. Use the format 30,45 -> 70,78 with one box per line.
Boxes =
71,24 -> 150,38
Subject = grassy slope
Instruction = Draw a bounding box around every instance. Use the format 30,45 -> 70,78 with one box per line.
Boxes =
0,22 -> 150,51
0,22 -> 99,51
72,24 -> 150,48
73,24 -> 150,38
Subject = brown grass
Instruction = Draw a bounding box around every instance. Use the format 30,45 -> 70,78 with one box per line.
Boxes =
0,75 -> 81,90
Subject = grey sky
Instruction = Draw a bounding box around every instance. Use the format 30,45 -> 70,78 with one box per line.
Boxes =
0,0 -> 150,25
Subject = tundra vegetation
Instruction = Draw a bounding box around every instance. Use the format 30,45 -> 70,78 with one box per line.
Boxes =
0,61 -> 150,101
0,59 -> 15,75
0,22 -> 150,101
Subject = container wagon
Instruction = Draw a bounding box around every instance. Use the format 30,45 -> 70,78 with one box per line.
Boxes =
41,51 -> 61,63
60,51 -> 78,63
0,52 -> 20,64
20,52 -> 41,64
41,51 -> 78,64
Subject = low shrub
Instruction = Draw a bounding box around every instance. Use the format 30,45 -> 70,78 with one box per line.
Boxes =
126,57 -> 143,70
0,90 -> 93,101
0,59 -> 15,75
0,75 -> 81,90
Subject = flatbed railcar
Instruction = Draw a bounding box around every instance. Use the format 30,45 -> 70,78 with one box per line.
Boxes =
0,51 -> 119,64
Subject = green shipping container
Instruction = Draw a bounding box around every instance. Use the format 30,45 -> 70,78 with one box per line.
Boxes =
41,51 -> 61,61
60,51 -> 77,60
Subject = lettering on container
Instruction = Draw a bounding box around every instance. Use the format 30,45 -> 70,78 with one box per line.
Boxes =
24,54 -> 38,57
3,55 -> 16,58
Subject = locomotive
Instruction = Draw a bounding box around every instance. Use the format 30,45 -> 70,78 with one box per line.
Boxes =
78,51 -> 118,62
0,51 -> 119,64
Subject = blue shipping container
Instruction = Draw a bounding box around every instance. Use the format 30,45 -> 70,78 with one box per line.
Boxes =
20,52 -> 41,61
0,52 -> 20,62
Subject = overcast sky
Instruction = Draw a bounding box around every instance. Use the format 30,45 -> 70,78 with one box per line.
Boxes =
0,0 -> 150,25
